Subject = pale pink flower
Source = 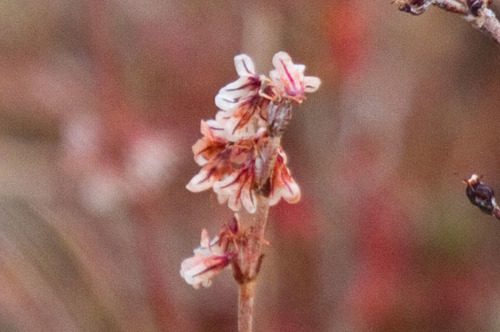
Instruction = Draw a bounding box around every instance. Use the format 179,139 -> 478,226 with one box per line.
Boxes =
269,147 -> 301,206
213,146 -> 301,212
180,229 -> 232,289
213,165 -> 258,214
187,52 -> 319,213
214,109 -> 266,141
188,125 -> 300,213
270,51 -> 321,103
186,123 -> 267,203
191,120 -> 230,166
186,121 -> 234,193
215,54 -> 275,137
215,54 -> 264,112
212,134 -> 269,214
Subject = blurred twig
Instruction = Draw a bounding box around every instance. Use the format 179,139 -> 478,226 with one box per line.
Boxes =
393,0 -> 500,44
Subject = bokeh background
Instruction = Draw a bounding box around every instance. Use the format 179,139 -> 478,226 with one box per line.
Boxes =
1,0 -> 500,331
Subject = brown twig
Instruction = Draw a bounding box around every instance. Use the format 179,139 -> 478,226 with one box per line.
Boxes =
238,281 -> 256,332
464,174 -> 500,221
392,0 -> 500,44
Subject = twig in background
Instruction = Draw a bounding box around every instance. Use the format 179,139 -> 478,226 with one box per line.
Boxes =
463,174 -> 500,220
392,0 -> 500,44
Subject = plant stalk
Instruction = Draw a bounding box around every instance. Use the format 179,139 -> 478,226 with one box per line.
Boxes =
238,280 -> 256,332
235,135 -> 282,332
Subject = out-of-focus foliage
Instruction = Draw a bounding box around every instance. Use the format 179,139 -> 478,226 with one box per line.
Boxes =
0,0 -> 500,331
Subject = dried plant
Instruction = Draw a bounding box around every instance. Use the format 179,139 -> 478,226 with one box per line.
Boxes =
464,174 -> 500,220
392,0 -> 500,43
180,52 -> 320,331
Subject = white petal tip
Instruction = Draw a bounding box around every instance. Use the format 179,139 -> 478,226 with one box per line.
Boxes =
234,54 -> 256,76
304,76 -> 321,93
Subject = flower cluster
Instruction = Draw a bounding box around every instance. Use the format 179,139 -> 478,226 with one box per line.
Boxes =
186,52 -> 321,213
180,217 -> 239,288
181,52 -> 320,289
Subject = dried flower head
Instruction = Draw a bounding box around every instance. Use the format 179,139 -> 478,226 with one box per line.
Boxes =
215,54 -> 272,138
180,228 -> 234,289
270,52 -> 321,104
186,52 -> 321,213
180,217 -> 242,288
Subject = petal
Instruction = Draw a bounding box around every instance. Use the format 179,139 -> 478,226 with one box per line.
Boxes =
272,51 -> 303,96
194,155 -> 208,166
269,182 -> 301,206
216,191 -> 229,205
281,179 -> 301,203
199,120 -> 213,139
277,146 -> 288,164
218,77 -> 255,97
272,51 -> 292,71
294,64 -> 306,77
234,54 -> 256,77
180,254 -> 230,289
210,116 -> 242,142
269,190 -> 281,206
269,69 -> 282,88
214,175 -> 242,212
199,120 -> 225,143
241,187 -> 257,213
204,119 -> 227,138
186,170 -> 216,192
194,235 -> 221,255
213,174 -> 237,194
180,255 -> 207,286
304,76 -> 321,93
200,229 -> 210,248
215,90 -> 243,111
227,194 -> 242,212
192,138 -> 210,166
201,279 -> 212,288
270,151 -> 301,205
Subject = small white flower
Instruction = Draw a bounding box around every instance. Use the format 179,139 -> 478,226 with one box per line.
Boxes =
214,54 -> 274,138
270,52 -> 321,103
269,147 -> 301,206
186,169 -> 218,193
215,54 -> 264,112
213,170 -> 258,214
180,229 -> 231,289
214,110 -> 265,141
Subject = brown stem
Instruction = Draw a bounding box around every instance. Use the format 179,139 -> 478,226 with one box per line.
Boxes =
238,281 -> 256,332
433,0 -> 468,15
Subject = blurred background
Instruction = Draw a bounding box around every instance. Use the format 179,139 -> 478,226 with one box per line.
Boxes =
1,0 -> 500,331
